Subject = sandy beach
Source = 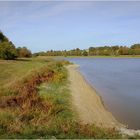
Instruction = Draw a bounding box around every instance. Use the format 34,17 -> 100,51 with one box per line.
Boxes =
66,64 -> 123,128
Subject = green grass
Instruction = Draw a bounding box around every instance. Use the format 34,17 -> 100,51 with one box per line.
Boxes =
37,81 -> 121,139
0,58 -> 52,88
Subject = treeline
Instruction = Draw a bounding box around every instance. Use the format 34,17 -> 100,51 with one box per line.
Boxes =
1,30 -> 140,58
89,45 -> 140,56
34,44 -> 140,57
34,48 -> 88,57
0,31 -> 31,60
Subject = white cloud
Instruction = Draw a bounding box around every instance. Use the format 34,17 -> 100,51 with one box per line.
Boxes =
45,1 -> 94,17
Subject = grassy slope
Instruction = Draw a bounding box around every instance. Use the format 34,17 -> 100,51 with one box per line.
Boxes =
0,58 -> 51,87
0,58 -> 122,138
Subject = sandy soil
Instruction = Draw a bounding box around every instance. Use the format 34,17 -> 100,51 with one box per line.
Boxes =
66,64 -> 123,128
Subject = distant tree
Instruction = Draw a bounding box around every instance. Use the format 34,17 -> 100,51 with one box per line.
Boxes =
118,46 -> 129,55
111,46 -> 119,55
32,53 -> 39,57
89,47 -> 96,55
75,48 -> 82,56
129,44 -> 140,55
0,31 -> 17,60
17,47 -> 32,58
131,44 -> 140,49
82,50 -> 88,56
63,50 -> 67,57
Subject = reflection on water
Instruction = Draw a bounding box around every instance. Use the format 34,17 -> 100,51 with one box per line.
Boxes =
66,58 -> 140,129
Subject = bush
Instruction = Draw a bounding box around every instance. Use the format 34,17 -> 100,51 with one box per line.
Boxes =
17,47 -> 32,58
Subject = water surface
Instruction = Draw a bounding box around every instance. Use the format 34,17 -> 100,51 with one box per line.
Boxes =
66,58 -> 140,129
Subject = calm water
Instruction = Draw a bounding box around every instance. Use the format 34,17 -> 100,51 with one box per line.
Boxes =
66,58 -> 140,129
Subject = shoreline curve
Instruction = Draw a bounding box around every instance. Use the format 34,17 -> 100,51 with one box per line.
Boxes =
66,64 -> 140,136
66,64 -> 123,128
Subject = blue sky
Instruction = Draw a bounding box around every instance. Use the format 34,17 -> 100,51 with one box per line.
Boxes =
0,1 -> 140,53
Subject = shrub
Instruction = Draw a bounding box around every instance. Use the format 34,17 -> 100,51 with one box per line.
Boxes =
17,47 -> 32,58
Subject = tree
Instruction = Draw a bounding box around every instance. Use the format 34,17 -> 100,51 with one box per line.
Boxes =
82,50 -> 88,56
118,46 -> 129,55
131,44 -> 140,49
0,31 -> 5,42
129,44 -> 140,55
111,46 -> 119,55
89,47 -> 96,55
0,31 -> 17,60
75,48 -> 82,56
17,47 -> 32,58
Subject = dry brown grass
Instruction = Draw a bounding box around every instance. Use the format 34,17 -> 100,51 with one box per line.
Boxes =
0,67 -> 55,110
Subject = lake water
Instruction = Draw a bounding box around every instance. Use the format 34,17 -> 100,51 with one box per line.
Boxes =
66,58 -> 140,129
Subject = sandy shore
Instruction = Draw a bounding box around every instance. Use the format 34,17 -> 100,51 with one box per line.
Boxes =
66,64 -> 123,128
